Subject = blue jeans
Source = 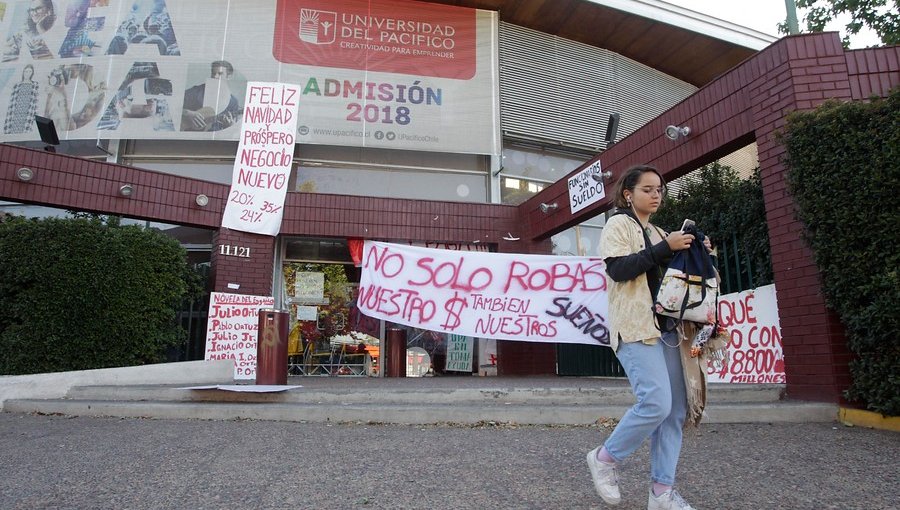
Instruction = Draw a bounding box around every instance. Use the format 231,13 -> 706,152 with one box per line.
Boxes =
603,332 -> 687,486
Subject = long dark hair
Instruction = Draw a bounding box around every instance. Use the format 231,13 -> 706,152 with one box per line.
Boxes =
27,0 -> 56,33
611,164 -> 666,209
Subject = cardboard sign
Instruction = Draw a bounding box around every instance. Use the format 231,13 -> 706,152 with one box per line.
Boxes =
568,161 -> 606,214
707,284 -> 786,384
445,334 -> 473,372
204,292 -> 276,380
221,82 -> 301,235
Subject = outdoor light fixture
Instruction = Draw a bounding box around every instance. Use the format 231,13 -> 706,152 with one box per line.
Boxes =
118,184 -> 134,197
539,202 -> 558,213
195,194 -> 210,207
664,125 -> 691,141
591,170 -> 613,182
16,167 -> 34,182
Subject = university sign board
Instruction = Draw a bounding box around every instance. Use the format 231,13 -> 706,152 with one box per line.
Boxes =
0,0 -> 499,155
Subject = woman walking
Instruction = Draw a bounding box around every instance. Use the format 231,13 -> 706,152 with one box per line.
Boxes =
587,164 -> 698,509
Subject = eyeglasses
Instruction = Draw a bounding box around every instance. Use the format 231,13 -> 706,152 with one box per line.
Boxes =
28,6 -> 47,14
635,186 -> 665,196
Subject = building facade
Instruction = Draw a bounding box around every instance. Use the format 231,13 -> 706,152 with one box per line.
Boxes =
3,0 -> 895,401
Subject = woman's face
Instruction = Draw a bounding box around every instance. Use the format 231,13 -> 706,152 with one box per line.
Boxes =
23,66 -> 34,80
625,171 -> 664,217
29,0 -> 50,24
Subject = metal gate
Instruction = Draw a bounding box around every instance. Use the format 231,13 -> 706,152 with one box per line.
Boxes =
174,265 -> 211,361
557,343 -> 625,377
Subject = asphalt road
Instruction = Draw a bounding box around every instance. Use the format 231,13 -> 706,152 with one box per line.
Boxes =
1,413 -> 895,509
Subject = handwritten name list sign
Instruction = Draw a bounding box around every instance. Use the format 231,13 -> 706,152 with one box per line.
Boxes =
358,241 -> 610,346
204,292 -> 276,380
221,82 -> 301,236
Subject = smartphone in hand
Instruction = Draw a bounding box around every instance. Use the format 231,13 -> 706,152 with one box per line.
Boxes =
681,219 -> 695,232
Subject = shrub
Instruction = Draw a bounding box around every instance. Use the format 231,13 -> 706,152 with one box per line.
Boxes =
0,216 -> 199,374
781,88 -> 900,415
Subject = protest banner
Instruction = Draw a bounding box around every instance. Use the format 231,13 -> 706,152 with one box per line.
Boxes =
221,82 -> 301,235
357,241 -> 610,346
707,284 -> 786,383
204,292 -> 276,380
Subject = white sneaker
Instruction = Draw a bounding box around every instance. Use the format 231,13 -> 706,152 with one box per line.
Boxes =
647,488 -> 696,510
586,447 -> 621,505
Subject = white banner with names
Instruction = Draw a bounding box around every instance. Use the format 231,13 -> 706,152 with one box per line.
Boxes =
204,292 -> 276,380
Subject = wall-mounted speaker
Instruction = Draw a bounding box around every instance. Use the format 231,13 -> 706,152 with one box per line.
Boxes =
604,113 -> 620,146
35,115 -> 60,147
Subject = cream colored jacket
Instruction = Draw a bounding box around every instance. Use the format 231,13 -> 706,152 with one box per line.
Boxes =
598,214 -> 667,352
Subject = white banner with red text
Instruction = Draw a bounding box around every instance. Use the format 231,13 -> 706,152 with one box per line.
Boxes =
221,81 -> 300,235
357,241 -> 610,345
707,284 -> 785,384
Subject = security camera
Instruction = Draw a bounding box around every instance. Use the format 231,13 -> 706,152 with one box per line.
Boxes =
665,125 -> 690,141
591,170 -> 613,182
539,202 -> 558,213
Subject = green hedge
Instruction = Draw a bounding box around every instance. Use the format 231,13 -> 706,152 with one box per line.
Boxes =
781,88 -> 900,415
0,216 -> 199,374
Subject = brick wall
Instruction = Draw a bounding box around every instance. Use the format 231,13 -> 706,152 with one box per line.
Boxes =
845,46 -> 900,99
210,229 -> 277,296
748,35 -> 854,401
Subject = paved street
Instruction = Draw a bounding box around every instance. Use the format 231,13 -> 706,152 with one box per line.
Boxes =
1,413 -> 896,509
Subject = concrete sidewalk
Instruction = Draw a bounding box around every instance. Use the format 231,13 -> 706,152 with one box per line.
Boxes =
2,369 -> 838,425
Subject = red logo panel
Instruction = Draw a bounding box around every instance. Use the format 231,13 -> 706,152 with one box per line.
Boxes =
273,0 -> 477,80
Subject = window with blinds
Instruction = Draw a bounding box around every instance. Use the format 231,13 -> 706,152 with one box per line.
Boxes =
499,22 -> 697,152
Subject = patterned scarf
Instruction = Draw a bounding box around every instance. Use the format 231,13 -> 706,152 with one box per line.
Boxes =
678,321 -> 729,426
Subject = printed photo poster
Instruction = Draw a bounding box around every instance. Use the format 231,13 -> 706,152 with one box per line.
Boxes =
204,292 -> 276,380
357,241 -> 611,346
0,0 -> 500,155
707,284 -> 786,384
221,81 -> 300,235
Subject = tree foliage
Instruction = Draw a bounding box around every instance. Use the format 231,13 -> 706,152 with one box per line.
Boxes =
781,88 -> 900,415
787,0 -> 899,46
0,216 -> 201,374
653,162 -> 774,293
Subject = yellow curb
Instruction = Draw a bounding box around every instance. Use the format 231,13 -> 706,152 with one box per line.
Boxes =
839,408 -> 900,432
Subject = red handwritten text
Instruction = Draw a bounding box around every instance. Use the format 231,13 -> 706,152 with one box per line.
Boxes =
503,260 -> 607,293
